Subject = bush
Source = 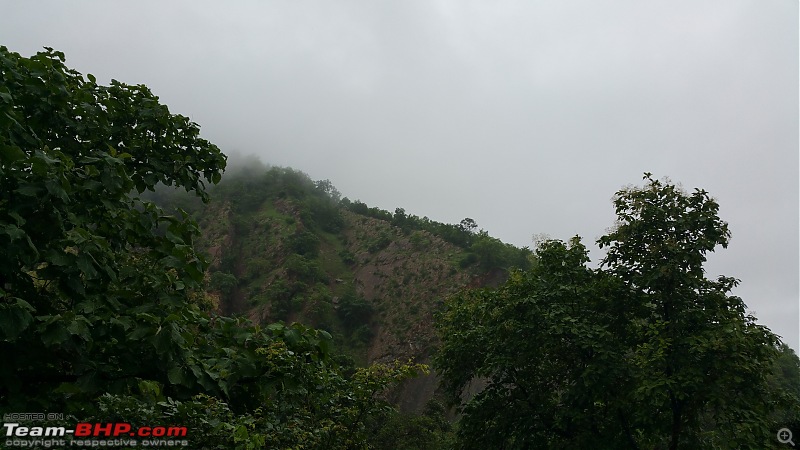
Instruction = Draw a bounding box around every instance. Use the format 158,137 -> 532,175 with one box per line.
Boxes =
352,325 -> 373,344
338,249 -> 356,265
409,231 -> 430,249
367,233 -> 392,253
337,292 -> 373,330
288,230 -> 320,257
209,271 -> 238,294
285,255 -> 325,283
458,253 -> 477,268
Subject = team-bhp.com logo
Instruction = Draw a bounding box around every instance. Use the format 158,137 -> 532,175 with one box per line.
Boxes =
4,422 -> 189,447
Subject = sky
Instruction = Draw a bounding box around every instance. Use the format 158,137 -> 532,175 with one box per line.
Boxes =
2,0 -> 798,350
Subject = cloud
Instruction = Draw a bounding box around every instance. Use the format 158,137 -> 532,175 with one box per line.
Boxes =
2,0 -> 796,350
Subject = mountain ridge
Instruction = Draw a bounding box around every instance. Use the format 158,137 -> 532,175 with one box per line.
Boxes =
151,163 -> 533,411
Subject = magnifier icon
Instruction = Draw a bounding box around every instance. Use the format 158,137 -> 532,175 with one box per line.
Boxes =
778,428 -> 795,446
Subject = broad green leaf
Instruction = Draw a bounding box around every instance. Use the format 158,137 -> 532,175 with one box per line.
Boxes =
0,144 -> 24,162
0,298 -> 35,340
167,367 -> 185,385
41,322 -> 70,346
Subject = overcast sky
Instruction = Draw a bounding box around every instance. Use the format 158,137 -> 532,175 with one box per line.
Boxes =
2,0 -> 797,350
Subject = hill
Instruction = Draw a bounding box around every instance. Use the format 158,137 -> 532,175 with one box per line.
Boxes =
151,162 -> 533,412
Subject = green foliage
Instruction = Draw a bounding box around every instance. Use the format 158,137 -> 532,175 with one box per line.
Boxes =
338,248 -> 357,265
0,45 -> 225,411
0,46 -> 428,449
367,231 -> 392,253
458,252 -> 478,268
315,179 -> 341,203
261,278 -> 292,305
409,230 -> 431,249
458,218 -> 478,234
392,207 -> 412,234
767,344 -> 800,435
470,230 -> 530,271
337,290 -> 374,331
436,175 -> 790,449
346,200 -> 393,222
288,229 -> 321,257
285,254 -> 326,283
352,324 -> 374,344
343,201 -> 531,271
209,271 -> 238,294
210,166 -> 344,233
85,324 -> 427,449
367,399 -> 454,450
309,180 -> 345,232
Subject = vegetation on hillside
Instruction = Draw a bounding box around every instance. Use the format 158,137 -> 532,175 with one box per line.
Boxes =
341,198 -> 531,272
150,160 -> 533,371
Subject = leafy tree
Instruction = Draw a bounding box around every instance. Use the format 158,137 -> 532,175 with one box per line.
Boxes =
392,207 -> 410,232
436,238 -> 621,449
458,217 -> 477,234
315,178 -> 342,203
0,45 -> 225,410
436,175 -> 788,449
597,174 -> 782,448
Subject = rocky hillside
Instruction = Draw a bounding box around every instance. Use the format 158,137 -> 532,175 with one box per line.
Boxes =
152,164 -> 532,411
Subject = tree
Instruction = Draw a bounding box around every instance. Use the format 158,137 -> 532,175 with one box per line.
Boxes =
436,238 -> 626,449
767,344 -> 800,434
315,178 -> 342,203
458,217 -> 478,234
0,45 -> 226,410
435,174 -> 788,449
597,174 -> 783,448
